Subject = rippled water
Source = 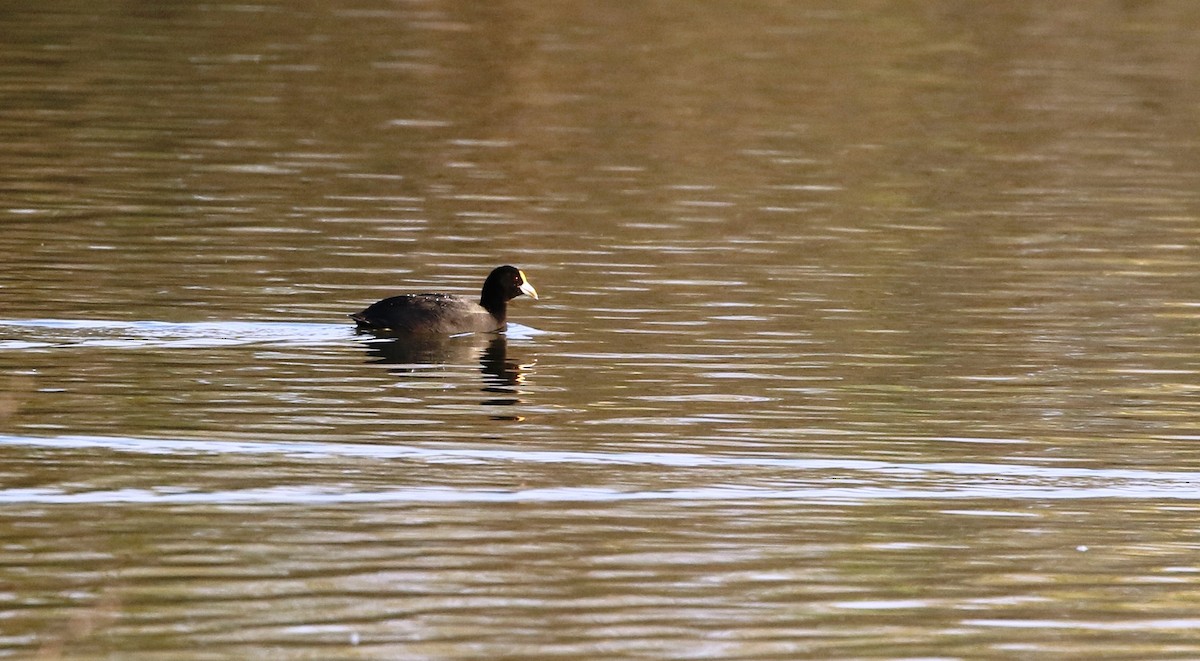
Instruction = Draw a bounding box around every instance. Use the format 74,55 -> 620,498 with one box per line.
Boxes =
4,0 -> 1200,658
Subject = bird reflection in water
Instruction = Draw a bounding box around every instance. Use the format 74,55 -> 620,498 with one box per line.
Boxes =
361,334 -> 531,420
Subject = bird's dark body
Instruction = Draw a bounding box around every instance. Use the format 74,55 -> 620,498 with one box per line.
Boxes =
350,293 -> 503,334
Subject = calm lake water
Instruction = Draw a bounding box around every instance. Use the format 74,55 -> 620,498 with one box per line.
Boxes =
3,1 -> 1200,658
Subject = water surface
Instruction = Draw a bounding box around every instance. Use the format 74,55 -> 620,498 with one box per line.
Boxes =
3,1 -> 1200,658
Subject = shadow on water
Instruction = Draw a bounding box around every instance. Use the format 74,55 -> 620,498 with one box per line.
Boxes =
0,318 -> 541,420
360,332 -> 533,419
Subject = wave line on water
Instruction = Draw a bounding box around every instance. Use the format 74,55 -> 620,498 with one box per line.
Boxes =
0,483 -> 1196,505
0,319 -> 353,349
0,319 -> 543,349
1,433 -> 1198,486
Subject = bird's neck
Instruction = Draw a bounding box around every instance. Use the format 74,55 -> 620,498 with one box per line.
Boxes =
479,295 -> 507,320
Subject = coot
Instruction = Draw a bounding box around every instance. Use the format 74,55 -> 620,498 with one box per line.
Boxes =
350,265 -> 538,334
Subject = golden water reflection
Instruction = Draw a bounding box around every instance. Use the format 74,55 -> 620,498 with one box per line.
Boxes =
3,0 -> 1200,658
